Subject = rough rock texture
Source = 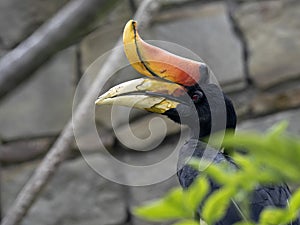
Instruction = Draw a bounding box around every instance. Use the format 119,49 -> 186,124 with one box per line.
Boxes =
230,79 -> 300,118
248,85 -> 300,116
238,108 -> 300,135
150,2 -> 245,90
0,47 -> 76,140
0,0 -> 69,49
234,0 -> 300,89
2,154 -> 127,225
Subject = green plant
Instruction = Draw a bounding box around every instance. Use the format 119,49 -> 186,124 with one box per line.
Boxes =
134,122 -> 300,225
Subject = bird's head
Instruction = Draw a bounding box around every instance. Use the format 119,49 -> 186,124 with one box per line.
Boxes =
96,20 -> 236,139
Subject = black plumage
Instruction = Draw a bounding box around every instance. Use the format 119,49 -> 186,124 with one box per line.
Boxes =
164,83 -> 300,224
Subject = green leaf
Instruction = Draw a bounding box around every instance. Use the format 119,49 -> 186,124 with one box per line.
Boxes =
289,188 -> 300,212
134,188 -> 192,221
233,222 -> 256,225
184,176 -> 209,212
134,121 -> 300,224
267,121 -> 288,138
205,163 -> 231,185
202,187 -> 235,225
173,219 -> 201,225
259,208 -> 288,225
258,188 -> 300,225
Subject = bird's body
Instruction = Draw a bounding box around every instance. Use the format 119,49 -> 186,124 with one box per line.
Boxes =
96,19 -> 300,224
177,138 -> 299,224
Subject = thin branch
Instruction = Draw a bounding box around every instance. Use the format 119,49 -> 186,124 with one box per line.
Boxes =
0,0 -> 121,101
1,1 -> 160,225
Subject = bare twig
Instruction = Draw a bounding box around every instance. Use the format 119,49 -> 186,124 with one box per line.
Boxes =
0,0 -> 120,101
1,1 -> 160,225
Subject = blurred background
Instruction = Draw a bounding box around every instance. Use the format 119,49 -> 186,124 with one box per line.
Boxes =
0,0 -> 300,224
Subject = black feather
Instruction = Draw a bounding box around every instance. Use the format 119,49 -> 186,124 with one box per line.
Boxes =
177,139 -> 300,224
164,83 -> 300,224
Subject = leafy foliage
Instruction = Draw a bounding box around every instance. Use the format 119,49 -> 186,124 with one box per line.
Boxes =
134,177 -> 209,221
134,122 -> 300,225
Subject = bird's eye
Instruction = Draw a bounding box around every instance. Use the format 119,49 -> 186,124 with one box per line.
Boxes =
192,91 -> 204,103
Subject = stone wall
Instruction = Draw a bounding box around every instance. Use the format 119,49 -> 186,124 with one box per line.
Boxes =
1,0 -> 300,225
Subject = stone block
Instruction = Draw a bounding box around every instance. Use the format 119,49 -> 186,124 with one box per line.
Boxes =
238,108 -> 300,135
229,79 -> 300,119
249,87 -> 300,116
0,47 -> 76,140
234,0 -> 300,89
2,154 -> 127,225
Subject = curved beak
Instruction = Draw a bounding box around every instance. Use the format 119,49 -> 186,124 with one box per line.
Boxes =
123,20 -> 207,87
96,20 -> 207,113
95,78 -> 187,114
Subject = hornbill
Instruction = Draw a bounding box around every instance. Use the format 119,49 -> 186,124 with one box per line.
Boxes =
96,20 -> 300,224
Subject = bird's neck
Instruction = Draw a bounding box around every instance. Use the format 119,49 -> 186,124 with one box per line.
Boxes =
189,125 -> 213,143
189,125 -> 233,149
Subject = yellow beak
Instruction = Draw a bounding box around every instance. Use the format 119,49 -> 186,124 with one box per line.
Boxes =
95,78 -> 187,114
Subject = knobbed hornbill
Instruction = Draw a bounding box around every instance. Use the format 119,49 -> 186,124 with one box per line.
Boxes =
96,20 -> 300,224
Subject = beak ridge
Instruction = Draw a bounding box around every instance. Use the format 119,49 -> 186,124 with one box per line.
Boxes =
123,20 -> 207,87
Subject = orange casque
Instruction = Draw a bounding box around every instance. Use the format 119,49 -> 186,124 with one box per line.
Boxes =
123,20 -> 204,87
